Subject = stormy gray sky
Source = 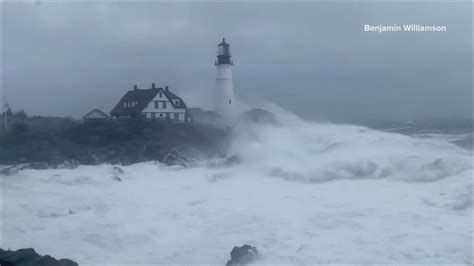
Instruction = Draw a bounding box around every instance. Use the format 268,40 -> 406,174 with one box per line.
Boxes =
2,1 -> 472,122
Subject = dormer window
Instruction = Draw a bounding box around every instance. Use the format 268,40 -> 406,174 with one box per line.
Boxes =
159,92 -> 163,98
174,100 -> 179,106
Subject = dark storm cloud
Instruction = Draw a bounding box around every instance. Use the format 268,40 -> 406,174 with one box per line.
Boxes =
2,2 -> 472,121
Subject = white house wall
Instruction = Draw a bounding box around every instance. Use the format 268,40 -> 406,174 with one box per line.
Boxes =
142,92 -> 186,122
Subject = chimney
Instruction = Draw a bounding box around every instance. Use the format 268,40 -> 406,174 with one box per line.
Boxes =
165,86 -> 169,92
133,85 -> 138,90
152,83 -> 156,89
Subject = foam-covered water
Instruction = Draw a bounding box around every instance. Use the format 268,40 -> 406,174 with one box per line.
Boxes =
1,107 -> 472,264
229,109 -> 471,183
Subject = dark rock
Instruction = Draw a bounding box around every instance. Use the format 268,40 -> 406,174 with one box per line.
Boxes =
113,166 -> 124,174
162,149 -> 189,167
53,160 -> 80,169
226,244 -> 260,266
0,248 -> 78,266
0,260 -> 14,266
58,258 -> 78,266
0,162 -> 50,176
0,166 -> 19,176
27,162 -> 50,170
0,119 -> 230,167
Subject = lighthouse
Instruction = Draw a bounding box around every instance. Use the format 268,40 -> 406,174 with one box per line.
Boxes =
214,38 -> 235,125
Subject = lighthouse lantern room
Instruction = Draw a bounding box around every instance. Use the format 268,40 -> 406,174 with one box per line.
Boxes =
216,38 -> 233,65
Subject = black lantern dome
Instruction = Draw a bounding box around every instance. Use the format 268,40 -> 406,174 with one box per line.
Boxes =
216,38 -> 233,65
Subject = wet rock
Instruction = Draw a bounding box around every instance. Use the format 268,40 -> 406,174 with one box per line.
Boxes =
0,166 -> 20,176
0,162 -> 52,176
54,159 -> 80,169
113,165 -> 124,174
0,248 -> 78,266
58,258 -> 78,266
226,244 -> 260,266
0,120 -> 229,167
0,260 -> 13,266
162,149 -> 189,167
26,162 -> 50,170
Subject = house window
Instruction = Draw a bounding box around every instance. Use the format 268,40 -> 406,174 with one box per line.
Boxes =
154,101 -> 159,109
123,102 -> 127,108
163,101 -> 167,109
174,113 -> 179,121
174,100 -> 179,106
159,92 -> 163,98
160,113 -> 164,117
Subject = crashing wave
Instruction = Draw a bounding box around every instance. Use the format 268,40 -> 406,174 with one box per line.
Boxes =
228,108 -> 472,183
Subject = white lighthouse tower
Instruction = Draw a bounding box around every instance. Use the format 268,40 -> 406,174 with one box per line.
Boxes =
214,38 -> 235,125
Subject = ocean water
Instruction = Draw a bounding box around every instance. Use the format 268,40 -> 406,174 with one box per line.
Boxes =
1,107 -> 472,265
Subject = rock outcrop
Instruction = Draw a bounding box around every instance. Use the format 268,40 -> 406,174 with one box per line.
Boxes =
226,244 -> 260,266
0,248 -> 78,266
0,161 -> 80,176
0,119 -> 230,169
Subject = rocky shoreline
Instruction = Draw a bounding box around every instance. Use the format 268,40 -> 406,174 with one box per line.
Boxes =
0,248 -> 78,266
0,119 -> 230,170
0,244 -> 259,266
0,109 -> 278,171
